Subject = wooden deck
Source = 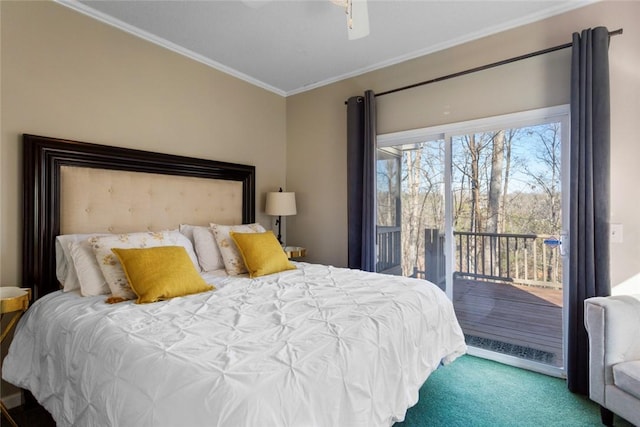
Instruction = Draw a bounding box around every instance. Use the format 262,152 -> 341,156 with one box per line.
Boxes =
453,278 -> 563,367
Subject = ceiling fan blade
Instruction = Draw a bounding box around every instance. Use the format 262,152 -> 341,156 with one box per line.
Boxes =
347,0 -> 369,40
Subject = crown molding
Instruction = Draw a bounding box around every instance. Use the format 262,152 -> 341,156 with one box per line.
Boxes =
55,0 -> 597,98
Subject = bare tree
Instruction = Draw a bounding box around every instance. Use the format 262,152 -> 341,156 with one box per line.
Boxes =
403,149 -> 423,276
451,143 -> 472,230
463,134 -> 485,233
376,149 -> 400,227
500,129 -> 518,232
487,130 -> 504,234
522,123 -> 562,234
377,120 -> 564,284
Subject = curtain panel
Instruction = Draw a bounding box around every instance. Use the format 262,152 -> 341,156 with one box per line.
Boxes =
347,91 -> 377,272
567,26 -> 611,395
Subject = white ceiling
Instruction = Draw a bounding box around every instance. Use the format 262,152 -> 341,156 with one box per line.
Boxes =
60,0 -> 595,96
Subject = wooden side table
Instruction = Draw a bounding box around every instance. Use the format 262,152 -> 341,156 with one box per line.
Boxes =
1,287 -> 31,427
283,246 -> 306,259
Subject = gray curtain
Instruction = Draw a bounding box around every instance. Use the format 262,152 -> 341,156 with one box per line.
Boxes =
347,90 -> 377,272
568,26 -> 611,394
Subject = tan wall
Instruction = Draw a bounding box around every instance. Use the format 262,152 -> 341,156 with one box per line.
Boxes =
0,0 -> 286,398
286,0 -> 640,290
0,1 -> 287,284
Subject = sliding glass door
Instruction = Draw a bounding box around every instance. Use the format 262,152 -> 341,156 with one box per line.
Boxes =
376,106 -> 569,376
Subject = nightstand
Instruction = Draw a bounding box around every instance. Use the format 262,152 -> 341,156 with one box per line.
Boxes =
283,246 -> 306,259
1,287 -> 31,427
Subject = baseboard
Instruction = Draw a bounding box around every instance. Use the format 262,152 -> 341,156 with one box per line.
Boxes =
1,392 -> 22,409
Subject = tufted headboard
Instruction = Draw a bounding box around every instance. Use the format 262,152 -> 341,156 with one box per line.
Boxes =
23,134 -> 255,299
59,166 -> 244,234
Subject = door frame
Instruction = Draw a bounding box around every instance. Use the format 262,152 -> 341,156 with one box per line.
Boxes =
378,105 -> 570,377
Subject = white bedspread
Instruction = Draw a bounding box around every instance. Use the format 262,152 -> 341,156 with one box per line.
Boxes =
3,263 -> 466,427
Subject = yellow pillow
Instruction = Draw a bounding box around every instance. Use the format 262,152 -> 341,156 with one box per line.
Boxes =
111,246 -> 214,304
229,231 -> 296,278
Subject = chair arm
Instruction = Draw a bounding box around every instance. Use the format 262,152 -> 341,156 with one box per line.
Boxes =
584,294 -> 640,404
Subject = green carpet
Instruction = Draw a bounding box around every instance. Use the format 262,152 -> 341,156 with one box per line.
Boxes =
395,355 -> 634,427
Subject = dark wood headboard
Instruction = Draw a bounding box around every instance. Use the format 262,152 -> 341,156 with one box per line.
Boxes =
22,134 -> 256,299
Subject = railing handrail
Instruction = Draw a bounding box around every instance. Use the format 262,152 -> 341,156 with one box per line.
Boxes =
454,230 -> 538,239
377,225 -> 401,233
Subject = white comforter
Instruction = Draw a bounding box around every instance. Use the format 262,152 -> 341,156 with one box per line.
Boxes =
3,263 -> 466,427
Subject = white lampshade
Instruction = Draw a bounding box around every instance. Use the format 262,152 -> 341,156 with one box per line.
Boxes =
265,191 -> 297,216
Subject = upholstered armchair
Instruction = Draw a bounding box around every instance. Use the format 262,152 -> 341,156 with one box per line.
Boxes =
584,294 -> 640,426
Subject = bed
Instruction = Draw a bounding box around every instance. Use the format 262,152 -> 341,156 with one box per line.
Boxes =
2,134 -> 466,427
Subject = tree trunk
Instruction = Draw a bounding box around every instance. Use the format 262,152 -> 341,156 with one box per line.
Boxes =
403,150 -> 422,276
468,134 -> 481,233
487,131 -> 505,276
501,130 -> 513,233
487,130 -> 504,234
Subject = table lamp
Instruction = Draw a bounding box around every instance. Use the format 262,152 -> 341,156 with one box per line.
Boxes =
265,188 -> 296,244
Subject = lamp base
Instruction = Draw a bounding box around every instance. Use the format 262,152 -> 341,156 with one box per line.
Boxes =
275,215 -> 283,245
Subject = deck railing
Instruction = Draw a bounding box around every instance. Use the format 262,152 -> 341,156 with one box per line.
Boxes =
454,231 -> 562,289
376,227 -> 563,290
376,226 -> 401,273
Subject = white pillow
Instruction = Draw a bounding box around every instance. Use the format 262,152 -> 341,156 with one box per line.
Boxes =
69,240 -> 109,296
54,237 -> 70,288
192,227 -> 225,272
178,224 -> 200,246
210,223 -> 266,275
55,233 -> 109,292
171,231 -> 201,271
90,230 -> 201,301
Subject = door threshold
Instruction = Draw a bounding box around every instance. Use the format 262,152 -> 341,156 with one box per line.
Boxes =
467,346 -> 565,378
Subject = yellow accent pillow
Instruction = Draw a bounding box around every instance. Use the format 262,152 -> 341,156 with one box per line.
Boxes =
111,246 -> 214,304
229,231 -> 296,278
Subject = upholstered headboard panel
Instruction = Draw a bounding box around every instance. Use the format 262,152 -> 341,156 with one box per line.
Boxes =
60,166 -> 243,234
23,134 -> 255,299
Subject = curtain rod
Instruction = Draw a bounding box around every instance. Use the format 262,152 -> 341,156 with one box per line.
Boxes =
345,28 -> 623,103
